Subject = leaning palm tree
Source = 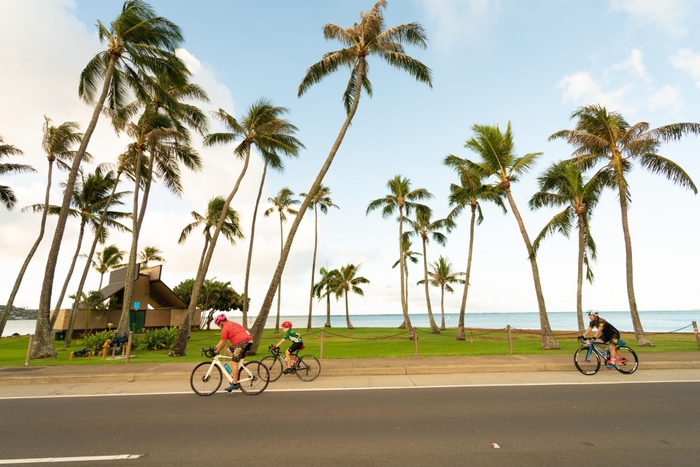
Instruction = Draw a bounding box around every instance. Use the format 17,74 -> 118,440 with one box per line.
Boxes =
451,123 -> 559,350
444,162 -> 506,340
392,234 -> 421,329
313,266 -> 339,328
264,187 -> 300,333
300,185 -> 339,331
367,175 -> 431,338
417,256 -> 465,330
249,0 -> 432,351
332,263 -> 370,329
405,207 -> 452,333
0,136 -> 33,210
92,245 -> 126,290
550,104 -> 699,346
170,99 -> 303,357
34,0 -> 188,358
529,160 -> 605,332
1,121 -> 83,338
138,246 -> 166,268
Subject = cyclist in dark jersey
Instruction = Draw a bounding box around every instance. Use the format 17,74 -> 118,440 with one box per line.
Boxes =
582,309 -> 626,367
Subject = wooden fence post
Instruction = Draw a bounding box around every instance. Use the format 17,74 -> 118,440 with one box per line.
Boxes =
320,328 -> 324,360
125,331 -> 133,363
693,321 -> 700,351
507,325 -> 513,355
414,331 -> 419,357
25,335 -> 34,366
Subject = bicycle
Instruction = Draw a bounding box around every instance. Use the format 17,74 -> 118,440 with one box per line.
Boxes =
190,346 -> 270,396
260,345 -> 321,382
573,336 -> 639,375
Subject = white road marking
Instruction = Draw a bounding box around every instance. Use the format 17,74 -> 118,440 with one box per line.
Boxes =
0,454 -> 141,464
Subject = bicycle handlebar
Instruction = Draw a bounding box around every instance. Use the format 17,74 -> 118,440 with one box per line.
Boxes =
202,347 -> 217,358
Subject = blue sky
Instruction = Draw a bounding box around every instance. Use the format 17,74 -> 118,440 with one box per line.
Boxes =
1,0 -> 699,320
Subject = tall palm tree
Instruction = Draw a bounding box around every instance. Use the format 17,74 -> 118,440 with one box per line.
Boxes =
550,104 -> 699,346
170,99 -> 303,357
392,235 -> 421,329
92,245 -> 126,290
452,123 -> 559,350
405,207 -> 452,333
249,0 -> 432,351
529,160 -> 605,332
138,246 -> 166,268
0,136 -> 33,210
417,256 -> 465,330
200,278 -> 231,330
444,161 -> 506,340
300,185 -> 338,331
264,187 -> 300,333
313,266 -> 339,328
367,175 -> 432,339
1,121 -> 83,338
332,264 -> 370,329
34,0 -> 188,358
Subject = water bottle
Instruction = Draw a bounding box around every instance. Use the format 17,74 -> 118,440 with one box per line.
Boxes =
224,363 -> 232,374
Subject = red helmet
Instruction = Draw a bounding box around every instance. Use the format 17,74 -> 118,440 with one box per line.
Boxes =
281,321 -> 293,329
214,314 -> 227,326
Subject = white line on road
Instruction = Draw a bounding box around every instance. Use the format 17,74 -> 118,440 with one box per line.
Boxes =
0,454 -> 142,464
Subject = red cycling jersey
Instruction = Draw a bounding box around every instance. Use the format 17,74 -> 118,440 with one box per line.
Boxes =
220,320 -> 252,346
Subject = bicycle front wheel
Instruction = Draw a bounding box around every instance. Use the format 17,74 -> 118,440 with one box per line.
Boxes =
614,346 -> 639,374
574,347 -> 600,375
295,355 -> 321,382
260,355 -> 283,382
190,362 -> 222,396
238,361 -> 269,395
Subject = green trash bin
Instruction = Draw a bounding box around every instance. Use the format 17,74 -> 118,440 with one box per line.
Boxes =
54,331 -> 66,341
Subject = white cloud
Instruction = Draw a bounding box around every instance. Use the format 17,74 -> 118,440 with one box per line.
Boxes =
608,0 -> 691,35
670,48 -> 700,89
413,0 -> 501,51
647,85 -> 682,112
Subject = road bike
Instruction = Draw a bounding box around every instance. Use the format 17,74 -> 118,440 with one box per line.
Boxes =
190,346 -> 269,396
260,345 -> 321,382
574,336 -> 638,375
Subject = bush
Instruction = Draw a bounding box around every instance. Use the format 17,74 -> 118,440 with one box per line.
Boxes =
143,327 -> 179,350
80,330 -> 114,353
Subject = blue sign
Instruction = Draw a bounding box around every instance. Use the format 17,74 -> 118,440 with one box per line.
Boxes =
134,301 -> 140,310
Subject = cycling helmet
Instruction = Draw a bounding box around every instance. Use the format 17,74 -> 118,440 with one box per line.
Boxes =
587,309 -> 598,316
281,321 -> 293,328
214,314 -> 227,326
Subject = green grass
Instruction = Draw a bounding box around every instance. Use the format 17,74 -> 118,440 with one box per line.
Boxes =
1,327 -> 698,367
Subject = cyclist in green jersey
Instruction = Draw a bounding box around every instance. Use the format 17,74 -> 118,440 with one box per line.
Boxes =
272,321 -> 303,374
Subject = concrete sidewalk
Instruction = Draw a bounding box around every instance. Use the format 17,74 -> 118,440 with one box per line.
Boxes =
1,352 -> 699,386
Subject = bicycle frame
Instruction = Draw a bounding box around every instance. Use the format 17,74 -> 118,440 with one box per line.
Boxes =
205,354 -> 255,384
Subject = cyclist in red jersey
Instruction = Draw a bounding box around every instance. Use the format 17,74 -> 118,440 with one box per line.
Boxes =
213,314 -> 253,391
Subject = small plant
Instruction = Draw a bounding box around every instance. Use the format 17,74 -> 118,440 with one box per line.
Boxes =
80,330 -> 114,353
143,326 -> 179,350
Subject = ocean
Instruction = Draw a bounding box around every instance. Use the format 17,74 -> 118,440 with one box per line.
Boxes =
3,310 -> 699,336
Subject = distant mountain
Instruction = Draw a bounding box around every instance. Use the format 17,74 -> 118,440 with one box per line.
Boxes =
0,305 -> 39,320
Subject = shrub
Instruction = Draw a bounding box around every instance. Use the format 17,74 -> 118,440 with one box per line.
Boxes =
80,330 -> 114,353
143,326 -> 179,350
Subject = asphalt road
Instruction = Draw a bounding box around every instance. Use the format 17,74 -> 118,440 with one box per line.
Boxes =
1,379 -> 699,466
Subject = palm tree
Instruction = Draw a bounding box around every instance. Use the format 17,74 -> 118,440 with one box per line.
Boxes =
550,104 -> 699,346
138,246 -> 166,268
249,0 -> 432,351
265,187 -> 300,333
392,235 -> 421,328
170,99 -> 303,357
313,266 -> 339,328
444,162 -> 506,340
405,207 -> 452,333
92,245 -> 126,290
200,278 -> 231,330
417,256 -> 465,330
78,290 -> 106,336
300,185 -> 338,331
0,136 -> 33,210
451,123 -> 559,350
1,121 -> 83,338
367,175 -> 432,339
34,0 -> 188,358
529,160 -> 605,332
332,264 -> 370,329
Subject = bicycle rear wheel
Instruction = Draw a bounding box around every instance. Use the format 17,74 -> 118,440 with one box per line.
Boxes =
614,346 -> 639,374
295,355 -> 321,382
238,361 -> 269,395
574,347 -> 600,375
190,362 -> 222,396
260,355 -> 283,382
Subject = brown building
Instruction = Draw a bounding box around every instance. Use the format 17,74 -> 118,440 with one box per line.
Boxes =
52,264 -> 199,338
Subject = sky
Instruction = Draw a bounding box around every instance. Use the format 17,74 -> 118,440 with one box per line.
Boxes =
1,0 -> 699,322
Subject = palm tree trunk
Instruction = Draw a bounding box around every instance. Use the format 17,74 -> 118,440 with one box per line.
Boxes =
325,293 -> 331,327
344,293 -> 353,329
619,195 -> 652,346
171,148 -> 253,356
457,204 -> 477,341
34,56 -> 118,359
275,215 -> 283,333
243,161 -> 268,329
249,60 -> 369,352
398,207 -> 415,339
440,285 -> 446,330
65,175 -> 121,347
504,189 -> 559,350
50,221 -> 87,332
306,204 -> 319,331
421,237 -> 439,333
0,160 -> 53,337
576,212 -> 585,333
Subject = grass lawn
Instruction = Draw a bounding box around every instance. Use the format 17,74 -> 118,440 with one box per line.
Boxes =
0,327 -> 698,368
